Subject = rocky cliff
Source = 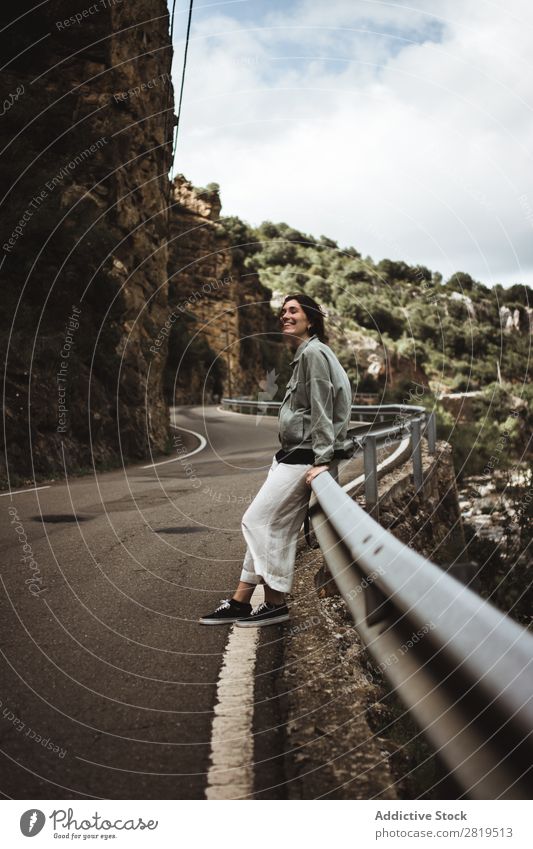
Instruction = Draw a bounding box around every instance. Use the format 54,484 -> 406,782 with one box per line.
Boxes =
0,0 -> 175,484
0,3 -> 454,486
166,175 -> 281,405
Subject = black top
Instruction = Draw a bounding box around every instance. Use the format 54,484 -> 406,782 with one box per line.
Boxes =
275,447 -> 315,465
275,447 -> 347,465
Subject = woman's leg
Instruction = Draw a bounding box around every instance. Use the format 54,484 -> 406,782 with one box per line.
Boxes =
233,580 -> 284,606
238,458 -> 315,596
264,586 -> 285,605
242,459 -> 340,605
201,461 -> 337,623
232,580 -> 256,604
237,456 -> 278,591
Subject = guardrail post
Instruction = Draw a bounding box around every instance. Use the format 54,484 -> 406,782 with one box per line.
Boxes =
426,411 -> 437,454
363,436 -> 379,518
365,580 -> 391,626
411,419 -> 423,491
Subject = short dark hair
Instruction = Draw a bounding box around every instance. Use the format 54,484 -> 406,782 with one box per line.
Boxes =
280,293 -> 328,343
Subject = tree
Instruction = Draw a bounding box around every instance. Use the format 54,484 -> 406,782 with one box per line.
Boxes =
445,271 -> 478,293
318,235 -> 338,249
258,221 -> 280,239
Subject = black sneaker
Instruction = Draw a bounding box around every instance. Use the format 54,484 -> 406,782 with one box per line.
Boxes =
199,598 -> 252,625
235,601 -> 289,628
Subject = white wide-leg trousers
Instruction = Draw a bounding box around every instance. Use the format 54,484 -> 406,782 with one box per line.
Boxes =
239,455 -> 338,593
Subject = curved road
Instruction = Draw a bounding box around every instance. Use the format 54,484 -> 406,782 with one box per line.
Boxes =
1,405 -> 361,800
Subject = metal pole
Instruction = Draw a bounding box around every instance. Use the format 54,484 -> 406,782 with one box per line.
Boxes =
363,436 -> 379,517
427,411 -> 437,454
411,419 -> 423,490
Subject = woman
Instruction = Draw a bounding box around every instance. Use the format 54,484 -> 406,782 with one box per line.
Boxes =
200,293 -> 353,627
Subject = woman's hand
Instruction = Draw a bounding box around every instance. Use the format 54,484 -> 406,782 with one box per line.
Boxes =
305,465 -> 330,485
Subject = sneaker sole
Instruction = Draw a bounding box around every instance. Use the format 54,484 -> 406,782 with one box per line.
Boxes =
235,613 -> 290,627
198,618 -> 243,626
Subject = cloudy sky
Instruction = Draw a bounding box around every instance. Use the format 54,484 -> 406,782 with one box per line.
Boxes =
169,0 -> 533,288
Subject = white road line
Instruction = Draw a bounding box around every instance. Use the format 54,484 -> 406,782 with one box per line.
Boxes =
205,624 -> 259,800
141,423 -> 207,469
0,485 -> 51,498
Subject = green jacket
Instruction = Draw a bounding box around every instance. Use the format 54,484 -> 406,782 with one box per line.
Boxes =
278,335 -> 353,466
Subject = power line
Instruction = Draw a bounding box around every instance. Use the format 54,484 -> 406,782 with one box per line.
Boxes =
169,0 -> 194,181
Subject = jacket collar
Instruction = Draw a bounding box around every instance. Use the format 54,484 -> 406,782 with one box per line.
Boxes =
290,334 -> 318,365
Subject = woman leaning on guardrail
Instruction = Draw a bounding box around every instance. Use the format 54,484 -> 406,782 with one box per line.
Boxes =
200,293 -> 353,627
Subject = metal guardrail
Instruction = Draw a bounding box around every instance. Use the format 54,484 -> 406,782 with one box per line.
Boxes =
222,397 -> 437,513
309,472 -> 533,799
222,395 -> 533,798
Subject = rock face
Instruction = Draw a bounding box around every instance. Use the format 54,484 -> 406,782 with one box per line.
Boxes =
323,310 -> 430,393
0,1 -> 175,483
166,176 -> 281,404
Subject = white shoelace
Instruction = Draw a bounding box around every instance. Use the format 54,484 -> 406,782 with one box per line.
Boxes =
214,598 -> 231,613
251,602 -> 271,616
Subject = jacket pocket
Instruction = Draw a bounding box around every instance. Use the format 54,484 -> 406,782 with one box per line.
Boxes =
279,404 -> 304,445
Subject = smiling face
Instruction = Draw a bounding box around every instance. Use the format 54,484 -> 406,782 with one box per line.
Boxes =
280,298 -> 312,343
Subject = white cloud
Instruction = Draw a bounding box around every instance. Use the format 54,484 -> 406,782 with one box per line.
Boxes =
171,0 -> 533,286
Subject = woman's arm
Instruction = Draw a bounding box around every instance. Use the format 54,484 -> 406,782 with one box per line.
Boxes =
304,349 -> 335,467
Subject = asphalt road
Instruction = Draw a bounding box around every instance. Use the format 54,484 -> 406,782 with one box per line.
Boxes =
0,405 -> 294,799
